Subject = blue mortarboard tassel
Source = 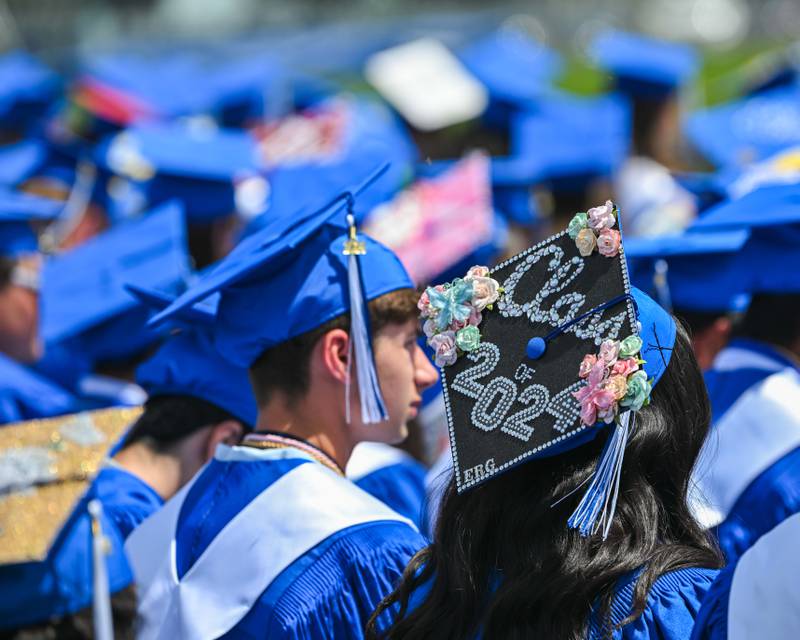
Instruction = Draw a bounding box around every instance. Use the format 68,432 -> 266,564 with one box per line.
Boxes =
88,500 -> 114,640
343,211 -> 388,424
567,411 -> 633,539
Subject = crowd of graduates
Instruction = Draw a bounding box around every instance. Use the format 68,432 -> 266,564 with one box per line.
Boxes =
0,19 -> 799,640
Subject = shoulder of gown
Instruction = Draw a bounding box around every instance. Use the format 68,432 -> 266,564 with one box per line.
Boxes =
90,466 -> 164,539
354,458 -> 428,531
614,567 -> 719,640
223,520 -> 425,639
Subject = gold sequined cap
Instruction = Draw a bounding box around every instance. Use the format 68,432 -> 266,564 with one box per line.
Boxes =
0,406 -> 141,564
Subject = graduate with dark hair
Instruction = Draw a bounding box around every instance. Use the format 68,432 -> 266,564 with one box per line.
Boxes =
371,201 -> 722,639
124,166 -> 437,639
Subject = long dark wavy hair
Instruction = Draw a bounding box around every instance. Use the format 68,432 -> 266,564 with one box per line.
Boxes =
368,320 -> 723,640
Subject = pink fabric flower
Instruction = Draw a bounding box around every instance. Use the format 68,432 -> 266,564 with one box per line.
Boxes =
429,331 -> 458,367
587,361 -> 607,388
449,305 -> 482,331
587,200 -> 616,232
611,357 -> 639,378
598,340 -> 620,365
575,386 -> 617,426
597,228 -> 621,258
417,290 -> 432,317
579,354 -> 598,378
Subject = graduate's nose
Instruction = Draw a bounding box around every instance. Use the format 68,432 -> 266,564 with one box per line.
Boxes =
413,344 -> 439,392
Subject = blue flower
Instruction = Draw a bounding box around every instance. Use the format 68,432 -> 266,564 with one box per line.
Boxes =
428,278 -> 475,331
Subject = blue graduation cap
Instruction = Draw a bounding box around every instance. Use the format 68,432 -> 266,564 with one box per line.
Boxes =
511,92 -> 630,190
128,284 -> 257,427
625,229 -> 750,313
0,408 -> 136,632
150,163 -> 414,424
689,184 -> 800,294
40,200 -> 191,364
591,30 -> 698,98
0,139 -> 50,186
0,51 -> 60,133
95,123 -> 268,223
459,28 -> 561,128
0,186 -> 63,256
0,352 -> 83,425
685,85 -> 800,168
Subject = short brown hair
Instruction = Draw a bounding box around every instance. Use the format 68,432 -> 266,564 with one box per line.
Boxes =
249,287 -> 419,407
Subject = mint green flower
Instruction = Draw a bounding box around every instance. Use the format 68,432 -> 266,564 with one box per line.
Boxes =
455,325 -> 481,352
567,211 -> 588,239
620,370 -> 651,411
618,335 -> 643,359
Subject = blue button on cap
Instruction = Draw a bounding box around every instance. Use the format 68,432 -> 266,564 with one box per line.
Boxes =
526,336 -> 547,359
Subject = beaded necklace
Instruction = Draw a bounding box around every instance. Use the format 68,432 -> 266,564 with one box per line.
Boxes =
240,431 -> 344,476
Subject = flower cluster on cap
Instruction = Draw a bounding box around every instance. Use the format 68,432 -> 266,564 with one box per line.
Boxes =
418,266 -> 501,367
567,200 -> 621,258
573,335 -> 652,427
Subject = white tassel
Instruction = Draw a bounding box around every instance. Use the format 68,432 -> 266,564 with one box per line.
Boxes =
344,214 -> 388,424
567,411 -> 633,539
88,500 -> 114,640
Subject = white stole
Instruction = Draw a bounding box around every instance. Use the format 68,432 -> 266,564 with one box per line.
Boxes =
126,446 -> 414,640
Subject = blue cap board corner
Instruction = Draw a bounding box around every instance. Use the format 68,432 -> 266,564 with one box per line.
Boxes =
591,30 -> 698,97
128,284 -> 257,427
0,185 -> 63,257
0,407 -> 139,630
40,199 -> 191,362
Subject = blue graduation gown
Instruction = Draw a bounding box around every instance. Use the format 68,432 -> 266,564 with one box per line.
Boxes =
0,352 -> 82,425
91,465 -> 164,539
690,338 -> 800,563
126,443 -> 425,639
692,511 -> 800,640
402,565 -> 716,639
347,442 -> 428,531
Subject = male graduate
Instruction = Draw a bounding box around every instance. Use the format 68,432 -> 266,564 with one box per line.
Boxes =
96,293 -> 258,539
688,186 -> 800,563
125,165 -> 438,639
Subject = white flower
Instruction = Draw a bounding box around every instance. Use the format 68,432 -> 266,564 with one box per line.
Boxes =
587,200 -> 616,232
465,265 -> 491,279
429,331 -> 458,367
470,276 -> 500,311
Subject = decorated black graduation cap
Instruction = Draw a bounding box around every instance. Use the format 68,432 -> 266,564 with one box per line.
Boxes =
94,122 -> 269,223
40,200 -> 191,364
150,163 -> 413,424
421,201 -> 676,538
591,30 -> 698,98
0,407 -> 140,631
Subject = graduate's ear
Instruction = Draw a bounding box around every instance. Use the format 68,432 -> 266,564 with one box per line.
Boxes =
204,419 -> 245,461
314,328 -> 351,385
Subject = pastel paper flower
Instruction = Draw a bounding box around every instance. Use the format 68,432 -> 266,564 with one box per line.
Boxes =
567,212 -> 588,239
598,340 -> 620,365
579,354 -> 598,378
587,361 -> 607,388
470,276 -> 500,311
621,370 -> 651,411
451,305 -> 482,331
575,386 -> 617,426
587,200 -> 616,232
597,228 -> 621,258
455,325 -> 481,352
428,278 -> 474,331
611,357 -> 639,378
604,374 -> 628,401
422,319 -> 437,339
465,265 -> 491,279
417,290 -> 433,318
575,228 -> 597,257
429,331 -> 458,367
618,335 -> 643,359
